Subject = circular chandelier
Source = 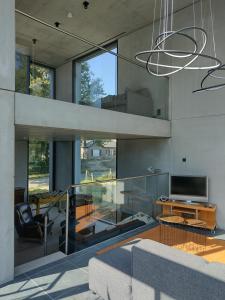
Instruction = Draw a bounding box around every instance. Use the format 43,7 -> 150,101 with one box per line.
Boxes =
193,64 -> 225,93
135,0 -> 221,78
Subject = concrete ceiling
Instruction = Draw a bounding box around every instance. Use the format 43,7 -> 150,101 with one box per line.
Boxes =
16,0 -> 195,67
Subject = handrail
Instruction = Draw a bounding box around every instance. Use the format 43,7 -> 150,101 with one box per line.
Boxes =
69,172 -> 169,189
43,190 -> 67,216
43,172 -> 169,256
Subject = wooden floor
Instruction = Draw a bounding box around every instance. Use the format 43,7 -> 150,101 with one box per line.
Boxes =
75,203 -> 112,232
75,204 -> 98,232
98,224 -> 225,264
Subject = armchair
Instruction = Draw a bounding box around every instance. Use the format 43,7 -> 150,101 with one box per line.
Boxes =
15,203 -> 54,242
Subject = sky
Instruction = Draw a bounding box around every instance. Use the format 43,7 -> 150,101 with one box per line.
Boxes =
87,47 -> 117,95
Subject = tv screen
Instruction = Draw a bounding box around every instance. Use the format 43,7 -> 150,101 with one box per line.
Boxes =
170,176 -> 207,198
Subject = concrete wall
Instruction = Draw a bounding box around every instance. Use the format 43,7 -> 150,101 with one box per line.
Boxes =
56,62 -> 73,103
54,142 -> 73,191
55,63 -> 74,189
117,0 -> 225,228
15,93 -> 171,138
15,141 -> 28,199
0,0 -> 15,285
0,0 -> 15,91
117,139 -> 171,178
169,0 -> 225,228
0,90 -> 15,284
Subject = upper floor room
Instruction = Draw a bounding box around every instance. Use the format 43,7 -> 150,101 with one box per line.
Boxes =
13,0 -> 195,121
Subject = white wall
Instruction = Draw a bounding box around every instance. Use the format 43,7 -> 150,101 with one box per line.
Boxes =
15,141 -> 28,199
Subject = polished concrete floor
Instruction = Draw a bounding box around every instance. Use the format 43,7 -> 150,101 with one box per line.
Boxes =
15,205 -> 113,266
2,223 -> 155,299
4,222 -> 225,299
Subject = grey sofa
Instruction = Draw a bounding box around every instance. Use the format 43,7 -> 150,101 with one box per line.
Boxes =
89,238 -> 225,300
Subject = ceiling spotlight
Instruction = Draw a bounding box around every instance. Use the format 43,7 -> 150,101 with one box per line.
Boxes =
67,12 -> 73,18
54,21 -> 60,28
83,0 -> 90,9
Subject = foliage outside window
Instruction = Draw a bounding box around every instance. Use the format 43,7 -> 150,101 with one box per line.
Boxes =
15,53 -> 29,93
30,64 -> 54,98
77,46 -> 117,183
15,52 -> 54,99
28,141 -> 50,195
80,61 -> 105,106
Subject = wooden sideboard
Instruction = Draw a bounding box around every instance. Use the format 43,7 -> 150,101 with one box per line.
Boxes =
156,200 -> 216,230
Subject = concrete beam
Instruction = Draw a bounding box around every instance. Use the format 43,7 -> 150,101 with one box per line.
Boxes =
15,93 -> 171,138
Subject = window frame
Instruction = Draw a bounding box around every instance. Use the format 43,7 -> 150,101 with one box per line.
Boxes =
73,42 -> 118,180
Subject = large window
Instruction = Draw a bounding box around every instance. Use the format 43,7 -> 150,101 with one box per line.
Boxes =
16,54 -> 54,195
76,44 -> 117,107
76,45 -> 117,182
15,52 -> 55,99
80,139 -> 116,183
28,141 -> 50,195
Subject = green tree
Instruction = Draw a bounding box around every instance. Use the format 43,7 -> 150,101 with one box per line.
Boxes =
30,64 -> 52,98
29,141 -> 49,175
15,53 -> 28,93
80,61 -> 105,105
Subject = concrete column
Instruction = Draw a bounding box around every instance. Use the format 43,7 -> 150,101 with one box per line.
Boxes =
56,61 -> 73,103
74,137 -> 81,184
0,0 -> 15,91
15,141 -> 28,199
54,142 -> 73,191
0,0 -> 15,284
0,91 -> 15,284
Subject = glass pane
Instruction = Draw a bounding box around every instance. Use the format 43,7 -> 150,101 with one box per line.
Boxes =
70,173 -> 169,252
80,139 -> 116,183
30,64 -> 54,98
77,46 -> 117,107
15,52 -> 29,93
28,141 -> 50,195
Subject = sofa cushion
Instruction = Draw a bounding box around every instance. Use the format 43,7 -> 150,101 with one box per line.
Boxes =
132,239 -> 225,300
89,239 -> 141,300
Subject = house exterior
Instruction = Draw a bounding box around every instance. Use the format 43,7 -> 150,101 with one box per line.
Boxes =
81,140 -> 116,160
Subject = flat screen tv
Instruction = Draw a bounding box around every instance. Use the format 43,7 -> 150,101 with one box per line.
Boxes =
169,175 -> 208,203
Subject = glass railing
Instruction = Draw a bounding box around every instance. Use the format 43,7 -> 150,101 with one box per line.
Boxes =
15,173 -> 168,266
59,172 -> 169,254
15,9 -> 169,120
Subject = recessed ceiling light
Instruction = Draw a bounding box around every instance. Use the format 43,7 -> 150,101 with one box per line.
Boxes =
67,12 -> 73,18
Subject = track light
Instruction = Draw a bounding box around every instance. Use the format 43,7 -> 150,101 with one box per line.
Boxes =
83,1 -> 90,9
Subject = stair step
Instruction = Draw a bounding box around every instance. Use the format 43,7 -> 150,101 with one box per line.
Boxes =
15,251 -> 66,276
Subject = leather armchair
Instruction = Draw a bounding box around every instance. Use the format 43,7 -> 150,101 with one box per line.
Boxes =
15,203 -> 54,242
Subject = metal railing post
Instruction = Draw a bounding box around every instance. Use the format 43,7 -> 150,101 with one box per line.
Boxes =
44,214 -> 48,256
65,188 -> 70,255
